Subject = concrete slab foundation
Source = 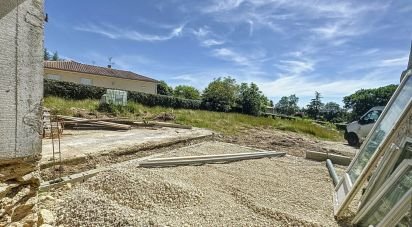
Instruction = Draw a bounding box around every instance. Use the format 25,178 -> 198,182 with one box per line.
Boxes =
41,127 -> 214,165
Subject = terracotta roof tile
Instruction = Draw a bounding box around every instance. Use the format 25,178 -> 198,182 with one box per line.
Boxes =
44,61 -> 158,83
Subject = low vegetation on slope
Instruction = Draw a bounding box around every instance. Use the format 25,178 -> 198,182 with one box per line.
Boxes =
44,96 -> 343,141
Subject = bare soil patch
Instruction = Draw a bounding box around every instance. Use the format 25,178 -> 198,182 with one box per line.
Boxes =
220,128 -> 357,157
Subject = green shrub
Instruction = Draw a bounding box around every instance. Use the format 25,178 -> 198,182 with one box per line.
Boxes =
44,79 -> 201,110
44,79 -> 106,99
128,91 -> 201,109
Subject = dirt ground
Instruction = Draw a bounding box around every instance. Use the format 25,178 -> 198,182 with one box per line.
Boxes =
41,141 -> 349,227
221,128 -> 357,158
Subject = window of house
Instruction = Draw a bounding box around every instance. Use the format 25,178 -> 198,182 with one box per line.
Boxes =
47,74 -> 61,80
80,78 -> 93,85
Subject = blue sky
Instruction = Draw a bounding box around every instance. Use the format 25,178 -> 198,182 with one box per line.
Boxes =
45,0 -> 412,106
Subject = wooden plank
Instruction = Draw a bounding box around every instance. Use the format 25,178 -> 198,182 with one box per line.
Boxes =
60,118 -> 134,124
146,151 -> 277,162
139,151 -> 286,168
40,168 -> 107,191
133,121 -> 192,129
57,115 -> 131,130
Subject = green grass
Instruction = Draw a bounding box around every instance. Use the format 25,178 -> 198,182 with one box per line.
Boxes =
44,96 -> 343,141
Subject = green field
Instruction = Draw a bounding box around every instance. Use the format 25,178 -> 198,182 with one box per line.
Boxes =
44,96 -> 343,141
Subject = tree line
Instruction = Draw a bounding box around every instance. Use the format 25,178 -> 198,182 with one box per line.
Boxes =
159,78 -> 398,122
158,77 -> 271,116
44,48 -> 61,61
274,85 -> 397,122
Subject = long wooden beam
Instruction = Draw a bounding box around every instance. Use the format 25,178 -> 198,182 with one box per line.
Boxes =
139,151 -> 286,168
145,151 -> 277,162
57,115 -> 131,130
133,121 -> 192,129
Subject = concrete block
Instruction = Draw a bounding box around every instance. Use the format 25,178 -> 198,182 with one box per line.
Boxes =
305,150 -> 352,166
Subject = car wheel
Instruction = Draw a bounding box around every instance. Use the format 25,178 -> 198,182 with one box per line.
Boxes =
347,132 -> 359,147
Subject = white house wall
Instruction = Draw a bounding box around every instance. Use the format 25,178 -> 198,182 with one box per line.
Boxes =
45,68 -> 158,94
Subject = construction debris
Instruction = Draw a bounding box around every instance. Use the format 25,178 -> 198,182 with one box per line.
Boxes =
305,150 -> 352,166
43,110 -> 63,138
139,151 -> 286,167
57,115 -> 131,131
153,112 -> 176,121
54,115 -> 191,131
133,121 -> 192,129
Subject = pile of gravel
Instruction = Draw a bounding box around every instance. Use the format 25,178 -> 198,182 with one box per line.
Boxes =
55,168 -> 204,226
52,141 -> 339,226
56,189 -> 142,226
82,169 -> 203,210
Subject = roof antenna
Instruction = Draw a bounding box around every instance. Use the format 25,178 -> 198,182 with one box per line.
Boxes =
108,57 -> 115,69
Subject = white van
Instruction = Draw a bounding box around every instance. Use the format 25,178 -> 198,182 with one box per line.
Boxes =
344,106 -> 385,146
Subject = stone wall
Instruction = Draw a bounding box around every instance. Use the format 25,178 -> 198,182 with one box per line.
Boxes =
0,0 -> 44,226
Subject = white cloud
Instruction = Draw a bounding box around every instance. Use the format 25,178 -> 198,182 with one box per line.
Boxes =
200,0 -> 389,46
380,56 -> 409,67
247,20 -> 254,36
192,26 -> 211,37
203,0 -> 245,12
340,53 -> 409,74
258,70 -> 396,99
286,51 -> 303,58
307,2 -> 389,40
275,59 -> 315,76
190,26 -> 226,47
311,21 -> 366,40
211,48 -> 266,67
202,39 -> 225,47
212,48 -> 250,65
75,23 -> 185,42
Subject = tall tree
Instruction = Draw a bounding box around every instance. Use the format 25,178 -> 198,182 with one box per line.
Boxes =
51,51 -> 59,61
306,91 -> 323,119
322,102 -> 344,122
157,80 -> 173,96
202,77 -> 239,112
238,82 -> 267,116
44,48 -> 51,60
275,94 -> 299,115
174,85 -> 201,99
343,84 -> 397,120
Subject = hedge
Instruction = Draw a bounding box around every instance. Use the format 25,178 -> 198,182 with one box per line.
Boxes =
44,79 -> 201,109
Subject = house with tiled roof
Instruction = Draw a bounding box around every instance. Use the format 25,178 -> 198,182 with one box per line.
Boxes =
44,61 -> 159,94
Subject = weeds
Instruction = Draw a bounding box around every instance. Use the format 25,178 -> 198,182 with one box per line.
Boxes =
44,96 -> 343,141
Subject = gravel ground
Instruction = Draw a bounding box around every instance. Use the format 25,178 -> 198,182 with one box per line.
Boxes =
49,141 -> 344,226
